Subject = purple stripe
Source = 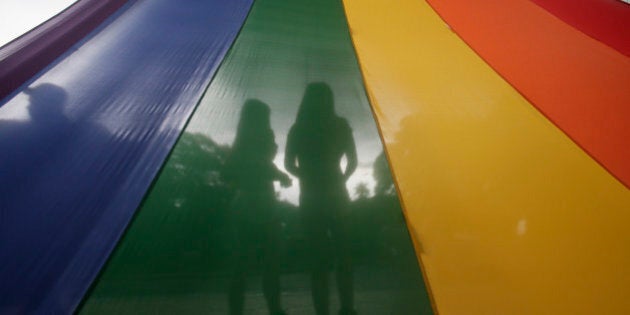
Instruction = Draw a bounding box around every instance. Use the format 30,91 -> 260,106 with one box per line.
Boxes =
0,0 -> 130,101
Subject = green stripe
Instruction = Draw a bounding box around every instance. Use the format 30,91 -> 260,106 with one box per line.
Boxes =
80,0 -> 432,313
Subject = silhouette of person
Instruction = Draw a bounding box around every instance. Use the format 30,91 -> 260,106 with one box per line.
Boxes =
0,83 -> 72,209
0,83 -> 115,311
284,83 -> 358,315
222,99 -> 291,315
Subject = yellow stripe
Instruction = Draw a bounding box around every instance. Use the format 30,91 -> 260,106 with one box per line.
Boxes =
343,0 -> 630,314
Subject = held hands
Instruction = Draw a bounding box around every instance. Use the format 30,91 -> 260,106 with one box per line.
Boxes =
278,172 -> 292,188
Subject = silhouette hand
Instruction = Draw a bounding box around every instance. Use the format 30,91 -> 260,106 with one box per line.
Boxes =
280,174 -> 292,188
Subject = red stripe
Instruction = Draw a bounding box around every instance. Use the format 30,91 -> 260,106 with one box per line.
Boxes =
530,0 -> 630,57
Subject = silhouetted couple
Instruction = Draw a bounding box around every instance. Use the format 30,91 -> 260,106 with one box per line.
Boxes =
224,83 -> 358,315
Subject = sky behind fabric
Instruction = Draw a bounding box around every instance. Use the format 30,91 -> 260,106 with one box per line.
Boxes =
0,0 -> 78,47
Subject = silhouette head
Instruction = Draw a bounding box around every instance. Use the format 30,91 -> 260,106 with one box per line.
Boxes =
24,83 -> 67,121
232,99 -> 274,155
296,82 -> 335,127
237,99 -> 271,133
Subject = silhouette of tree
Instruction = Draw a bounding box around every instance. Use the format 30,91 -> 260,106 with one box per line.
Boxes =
96,132 -> 234,279
374,151 -> 396,196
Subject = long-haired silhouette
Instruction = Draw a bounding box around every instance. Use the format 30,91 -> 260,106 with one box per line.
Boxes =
285,83 -> 358,315
223,99 -> 290,315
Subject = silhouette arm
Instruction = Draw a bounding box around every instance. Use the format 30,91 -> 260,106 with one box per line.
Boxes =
284,128 -> 300,178
343,126 -> 358,180
271,164 -> 292,187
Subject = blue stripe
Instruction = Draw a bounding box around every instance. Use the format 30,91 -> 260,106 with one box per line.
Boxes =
0,0 -> 252,312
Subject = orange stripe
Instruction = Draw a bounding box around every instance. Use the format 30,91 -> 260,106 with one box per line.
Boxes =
426,0 -> 630,188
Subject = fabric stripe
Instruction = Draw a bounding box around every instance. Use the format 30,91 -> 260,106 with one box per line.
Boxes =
425,0 -> 630,188
80,0 -> 432,313
343,0 -> 630,313
530,0 -> 630,57
0,0 -> 131,101
0,0 -> 252,312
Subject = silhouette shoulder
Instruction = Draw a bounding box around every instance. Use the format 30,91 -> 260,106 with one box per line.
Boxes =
287,125 -> 298,141
336,117 -> 352,133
